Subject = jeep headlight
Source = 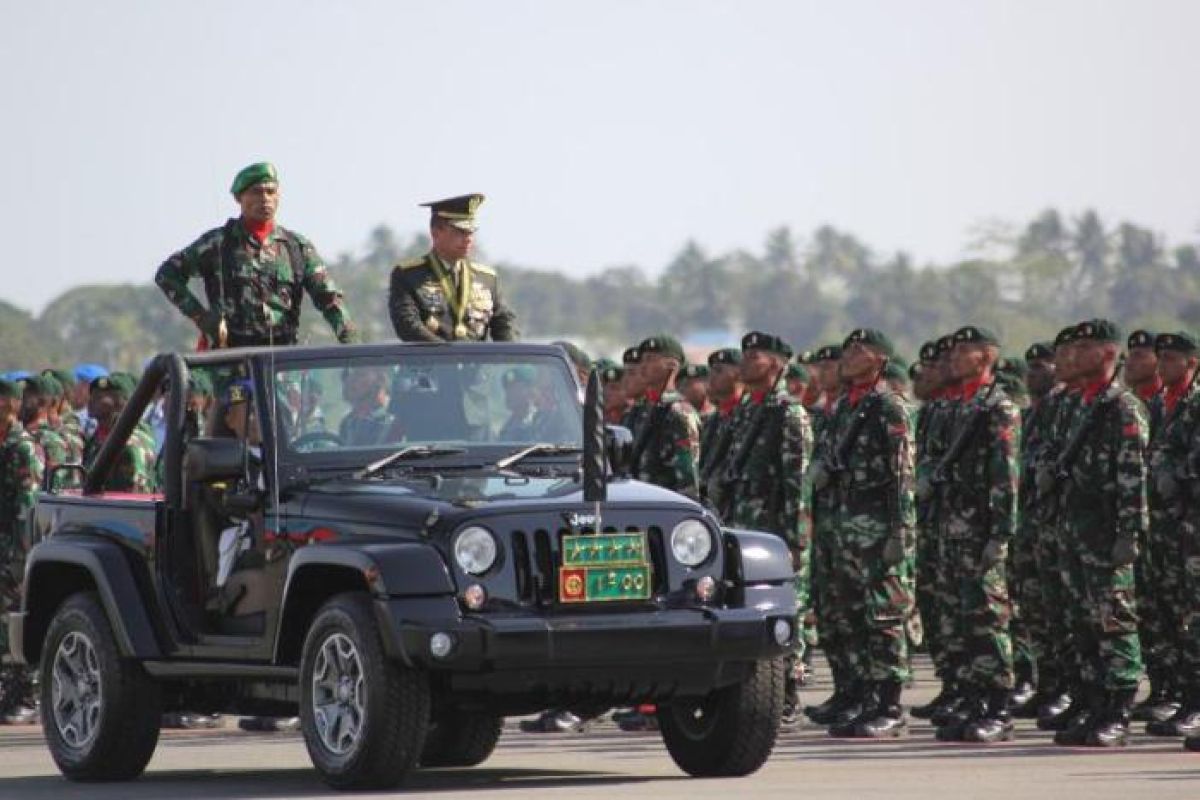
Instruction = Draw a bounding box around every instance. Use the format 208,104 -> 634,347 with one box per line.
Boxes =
454,526 -> 498,575
670,519 -> 713,567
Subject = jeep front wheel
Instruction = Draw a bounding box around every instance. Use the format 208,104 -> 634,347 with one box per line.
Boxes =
40,592 -> 161,781
299,592 -> 430,790
420,708 -> 503,767
658,657 -> 784,777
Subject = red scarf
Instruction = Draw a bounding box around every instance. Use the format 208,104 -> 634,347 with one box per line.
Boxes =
718,393 -> 742,418
847,381 -> 876,407
749,390 -> 768,405
242,217 -> 275,243
1080,376 -> 1112,404
645,389 -> 662,404
1164,375 -> 1192,415
1137,376 -> 1164,405
959,372 -> 992,403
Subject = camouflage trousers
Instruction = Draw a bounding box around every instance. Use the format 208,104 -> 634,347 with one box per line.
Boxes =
1009,518 -> 1044,683
1139,511 -> 1187,684
915,516 -> 946,679
934,531 -> 1015,690
812,508 -> 851,685
1180,516 -> 1200,686
822,514 -> 913,685
1057,529 -> 1144,691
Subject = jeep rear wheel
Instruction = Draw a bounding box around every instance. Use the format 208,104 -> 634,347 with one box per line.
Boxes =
420,708 -> 503,767
299,592 -> 430,790
40,592 -> 161,781
658,657 -> 784,777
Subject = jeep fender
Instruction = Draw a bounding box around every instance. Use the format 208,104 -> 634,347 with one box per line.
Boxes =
21,538 -> 163,663
722,528 -> 795,584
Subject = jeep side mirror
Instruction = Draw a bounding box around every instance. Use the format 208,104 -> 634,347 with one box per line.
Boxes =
184,438 -> 248,484
605,425 -> 634,478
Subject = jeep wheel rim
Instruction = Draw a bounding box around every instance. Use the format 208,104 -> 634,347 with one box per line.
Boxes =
51,631 -> 103,750
673,694 -> 720,740
312,633 -> 366,756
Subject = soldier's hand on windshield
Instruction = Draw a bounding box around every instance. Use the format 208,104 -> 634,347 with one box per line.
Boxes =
1110,535 -> 1138,567
979,538 -> 1007,574
881,534 -> 906,567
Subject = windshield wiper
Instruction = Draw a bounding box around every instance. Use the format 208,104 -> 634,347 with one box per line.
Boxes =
494,443 -> 583,470
355,445 -> 468,480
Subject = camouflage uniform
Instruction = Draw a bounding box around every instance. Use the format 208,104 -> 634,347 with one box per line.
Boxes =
155,218 -> 358,346
821,380 -> 916,687
915,393 -> 953,683
632,390 -> 701,501
0,423 -> 44,664
29,421 -> 79,491
83,425 -> 157,494
932,377 -> 1019,695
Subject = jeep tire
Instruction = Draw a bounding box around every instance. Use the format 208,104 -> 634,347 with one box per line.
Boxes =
420,708 -> 503,767
658,656 -> 784,777
40,592 -> 162,781
299,592 -> 430,790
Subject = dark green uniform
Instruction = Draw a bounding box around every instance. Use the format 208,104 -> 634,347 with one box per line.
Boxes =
388,253 -> 517,343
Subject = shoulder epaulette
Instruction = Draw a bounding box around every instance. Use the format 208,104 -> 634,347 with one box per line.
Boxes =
470,262 -> 496,276
398,256 -> 427,269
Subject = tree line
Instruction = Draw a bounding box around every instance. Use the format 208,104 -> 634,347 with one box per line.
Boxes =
4,208 -> 1198,372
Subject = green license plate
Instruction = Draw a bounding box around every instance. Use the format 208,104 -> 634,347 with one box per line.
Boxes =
559,532 -> 652,603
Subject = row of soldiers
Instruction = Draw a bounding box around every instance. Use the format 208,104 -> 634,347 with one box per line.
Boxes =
598,319 -> 1200,750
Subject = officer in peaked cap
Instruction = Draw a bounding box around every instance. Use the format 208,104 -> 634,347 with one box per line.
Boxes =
388,194 -> 518,343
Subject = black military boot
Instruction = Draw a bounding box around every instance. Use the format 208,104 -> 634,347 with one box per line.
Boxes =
1132,673 -> 1180,724
828,682 -> 875,737
807,677 -> 862,726
848,679 -> 908,738
964,688 -> 1016,743
1007,659 -> 1037,716
1017,664 -> 1058,720
1053,686 -> 1100,746
935,688 -> 984,742
1147,684 -> 1200,737
1183,733 -> 1200,752
1085,688 -> 1136,747
1037,683 -> 1078,731
912,678 -> 957,720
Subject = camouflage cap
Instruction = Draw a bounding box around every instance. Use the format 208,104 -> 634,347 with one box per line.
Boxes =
599,364 -> 625,384
1073,318 -> 1122,344
421,193 -> 485,232
741,331 -> 793,358
622,346 -> 643,365
1025,342 -> 1054,362
1128,329 -> 1157,350
708,348 -> 742,367
639,334 -> 686,363
230,162 -> 278,197
786,363 -> 810,382
919,340 -> 939,364
0,378 -> 20,399
1155,331 -> 1199,354
680,364 -> 710,380
953,325 -> 1001,348
843,328 -> 895,358
814,344 -> 843,362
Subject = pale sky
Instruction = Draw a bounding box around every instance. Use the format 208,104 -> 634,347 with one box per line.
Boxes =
2,0 -> 1198,313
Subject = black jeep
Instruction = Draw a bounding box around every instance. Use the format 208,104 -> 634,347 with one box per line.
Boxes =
9,343 -> 796,789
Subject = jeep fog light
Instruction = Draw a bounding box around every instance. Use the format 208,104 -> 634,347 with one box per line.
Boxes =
454,526 -> 498,575
773,618 -> 793,646
462,583 -> 487,610
430,632 -> 455,659
670,519 -> 713,566
695,575 -> 717,602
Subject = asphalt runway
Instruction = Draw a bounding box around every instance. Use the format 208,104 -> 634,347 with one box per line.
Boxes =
0,655 -> 1197,800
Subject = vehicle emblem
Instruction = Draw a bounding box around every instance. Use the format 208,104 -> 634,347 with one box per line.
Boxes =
564,511 -> 597,529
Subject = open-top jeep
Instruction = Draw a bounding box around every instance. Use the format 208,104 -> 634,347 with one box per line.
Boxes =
9,342 -> 797,789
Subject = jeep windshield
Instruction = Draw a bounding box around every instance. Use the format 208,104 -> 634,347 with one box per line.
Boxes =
270,351 -> 583,469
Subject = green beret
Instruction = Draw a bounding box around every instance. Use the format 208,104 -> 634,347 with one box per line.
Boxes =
0,379 -> 20,399
680,364 -> 710,380
1155,331 -> 1198,354
741,330 -> 793,358
44,369 -> 75,395
503,366 -> 537,386
883,361 -> 909,384
795,350 -> 814,365
786,363 -> 810,382
1074,318 -> 1121,344
997,356 -> 1028,379
935,334 -> 956,355
599,365 -> 625,384
639,334 -> 686,364
593,357 -> 618,373
708,348 -> 742,367
230,162 -> 278,196
1054,326 -> 1078,347
552,340 -> 591,373
953,325 -> 1001,348
24,374 -> 61,397
919,340 -> 939,364
1128,329 -> 1157,350
1025,342 -> 1054,362
814,344 -> 843,362
622,346 -> 643,365
908,362 -> 924,381
91,374 -> 134,398
188,371 -> 214,397
997,371 -> 1028,400
843,328 -> 895,359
